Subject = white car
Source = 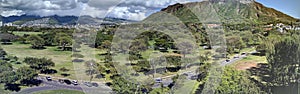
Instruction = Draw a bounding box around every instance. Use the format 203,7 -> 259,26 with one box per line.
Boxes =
72,80 -> 78,85
46,76 -> 52,81
234,54 -> 239,58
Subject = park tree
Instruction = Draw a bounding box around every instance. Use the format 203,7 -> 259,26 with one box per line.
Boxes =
85,60 -> 99,82
165,55 -> 182,68
196,63 -> 210,81
41,32 -> 56,46
135,60 -> 150,71
129,39 -> 148,52
23,57 -> 55,71
256,42 -> 268,56
154,38 -> 173,51
95,30 -> 113,48
101,40 -> 111,49
226,36 -> 245,53
0,48 -> 7,58
215,67 -> 266,94
55,33 -> 72,51
240,31 -> 254,46
112,76 -> 148,94
0,60 -> 19,85
27,35 -> 45,49
0,71 -> 19,84
267,37 -> 300,86
0,60 -> 13,75
17,66 -> 38,81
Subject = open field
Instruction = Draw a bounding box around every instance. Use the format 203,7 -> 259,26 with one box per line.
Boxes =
33,89 -> 85,94
174,80 -> 198,94
13,31 -> 43,36
232,55 -> 267,70
0,84 -> 10,94
1,43 -> 106,81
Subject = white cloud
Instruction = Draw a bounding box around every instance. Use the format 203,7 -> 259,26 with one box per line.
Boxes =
1,9 -> 24,17
80,3 -> 108,18
0,0 -> 201,20
107,6 -> 147,20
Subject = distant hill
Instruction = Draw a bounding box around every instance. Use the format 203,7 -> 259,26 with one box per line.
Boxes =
144,0 -> 298,24
0,15 -> 135,25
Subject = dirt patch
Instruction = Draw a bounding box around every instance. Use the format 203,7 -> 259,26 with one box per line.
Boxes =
235,61 -> 258,70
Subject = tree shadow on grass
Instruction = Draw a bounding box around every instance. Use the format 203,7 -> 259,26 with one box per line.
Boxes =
95,74 -> 105,79
247,63 -> 271,81
61,73 -> 71,77
4,84 -> 20,92
40,69 -> 57,74
72,59 -> 84,63
20,79 -> 42,87
251,52 -> 266,56
247,63 -> 272,92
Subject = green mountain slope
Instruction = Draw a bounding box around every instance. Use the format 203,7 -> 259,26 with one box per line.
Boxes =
144,0 -> 298,24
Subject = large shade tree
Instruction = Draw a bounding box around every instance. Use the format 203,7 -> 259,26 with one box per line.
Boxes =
27,35 -> 45,49
215,67 -> 266,94
55,33 -> 72,51
267,37 -> 300,86
23,57 -> 55,71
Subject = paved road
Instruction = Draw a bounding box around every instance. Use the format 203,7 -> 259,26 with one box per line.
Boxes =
12,76 -> 112,94
220,51 -> 257,66
152,51 -> 257,88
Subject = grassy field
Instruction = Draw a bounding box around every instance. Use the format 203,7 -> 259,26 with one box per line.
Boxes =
0,84 -> 10,94
231,55 -> 267,70
33,90 -> 85,94
174,80 -> 198,94
0,43 -> 106,81
238,55 -> 267,63
13,31 -> 43,36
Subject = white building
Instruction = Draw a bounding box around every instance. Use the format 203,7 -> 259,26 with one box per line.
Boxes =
0,21 -> 2,27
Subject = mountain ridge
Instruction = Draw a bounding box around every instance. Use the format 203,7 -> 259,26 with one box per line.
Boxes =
0,15 -> 136,25
145,0 -> 298,24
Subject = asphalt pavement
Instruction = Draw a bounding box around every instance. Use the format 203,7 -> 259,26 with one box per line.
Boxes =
152,51 -> 257,88
12,76 -> 112,94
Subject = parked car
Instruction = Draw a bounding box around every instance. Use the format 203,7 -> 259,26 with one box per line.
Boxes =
234,54 -> 239,58
46,76 -> 52,81
92,83 -> 99,87
225,59 -> 230,62
72,80 -> 78,85
84,82 -> 92,87
155,78 -> 162,83
64,79 -> 72,85
58,79 -> 64,84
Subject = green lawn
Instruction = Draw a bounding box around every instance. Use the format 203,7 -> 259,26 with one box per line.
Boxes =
33,90 -> 85,94
238,55 -> 267,63
0,43 -> 76,78
0,42 -> 114,82
174,80 -> 198,94
0,84 -> 10,94
13,31 -> 43,36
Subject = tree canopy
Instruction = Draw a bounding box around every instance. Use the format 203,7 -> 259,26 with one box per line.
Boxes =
216,67 -> 265,94
23,57 -> 55,71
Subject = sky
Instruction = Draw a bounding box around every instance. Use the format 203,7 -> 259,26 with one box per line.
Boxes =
0,0 -> 299,21
256,0 -> 300,19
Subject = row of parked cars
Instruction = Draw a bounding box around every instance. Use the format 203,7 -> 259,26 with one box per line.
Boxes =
46,76 -> 78,85
225,52 -> 248,62
45,76 -> 98,87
